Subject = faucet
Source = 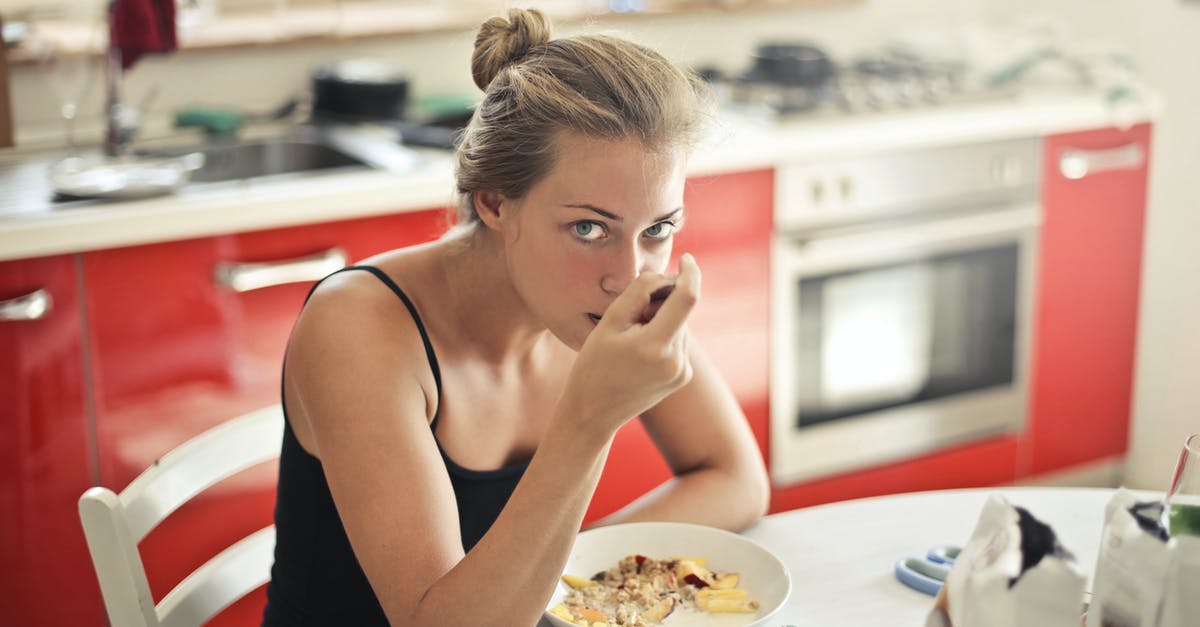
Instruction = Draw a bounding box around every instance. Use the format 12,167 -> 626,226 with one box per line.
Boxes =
103,41 -> 140,156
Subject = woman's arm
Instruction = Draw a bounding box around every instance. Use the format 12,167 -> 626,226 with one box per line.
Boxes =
285,263 -> 699,627
590,341 -> 771,531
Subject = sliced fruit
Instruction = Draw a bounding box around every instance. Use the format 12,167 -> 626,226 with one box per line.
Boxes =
561,574 -> 593,590
696,596 -> 760,613
711,573 -> 740,589
576,607 -> 609,623
696,587 -> 749,602
641,597 -> 676,622
675,559 -> 715,588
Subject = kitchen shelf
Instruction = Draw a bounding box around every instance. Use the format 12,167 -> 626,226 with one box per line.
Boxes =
6,0 -> 858,65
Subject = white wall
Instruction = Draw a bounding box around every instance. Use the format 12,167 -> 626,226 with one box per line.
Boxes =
977,0 -> 1200,490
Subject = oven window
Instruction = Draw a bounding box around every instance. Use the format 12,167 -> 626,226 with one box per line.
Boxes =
793,243 -> 1019,428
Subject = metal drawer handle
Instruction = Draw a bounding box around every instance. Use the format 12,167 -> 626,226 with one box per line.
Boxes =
214,247 -> 348,293
1059,143 -> 1145,180
0,288 -> 53,321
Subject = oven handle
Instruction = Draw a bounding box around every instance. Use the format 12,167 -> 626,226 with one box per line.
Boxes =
1058,142 -> 1145,180
778,204 -> 1040,276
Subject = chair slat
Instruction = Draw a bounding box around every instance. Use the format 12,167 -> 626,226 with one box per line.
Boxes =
79,405 -> 284,627
121,406 -> 284,541
157,526 -> 276,627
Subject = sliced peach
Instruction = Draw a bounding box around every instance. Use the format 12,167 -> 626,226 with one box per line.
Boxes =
561,574 -> 593,590
711,573 -> 739,589
696,587 -> 749,601
641,597 -> 676,622
675,559 -> 715,588
697,596 -> 760,613
576,607 -> 609,623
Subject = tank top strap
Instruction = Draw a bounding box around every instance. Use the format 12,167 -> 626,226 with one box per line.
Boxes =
312,265 -> 444,428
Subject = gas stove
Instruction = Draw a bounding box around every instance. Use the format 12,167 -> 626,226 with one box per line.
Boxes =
713,44 -> 1014,119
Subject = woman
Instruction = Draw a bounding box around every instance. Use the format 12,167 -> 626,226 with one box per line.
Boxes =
262,8 -> 769,626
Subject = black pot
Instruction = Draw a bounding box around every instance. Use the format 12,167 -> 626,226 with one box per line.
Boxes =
311,60 -> 410,122
751,43 -> 834,87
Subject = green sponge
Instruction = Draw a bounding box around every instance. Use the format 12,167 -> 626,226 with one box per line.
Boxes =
174,107 -> 245,136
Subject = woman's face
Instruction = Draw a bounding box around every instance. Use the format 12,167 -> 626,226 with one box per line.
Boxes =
497,133 -> 687,350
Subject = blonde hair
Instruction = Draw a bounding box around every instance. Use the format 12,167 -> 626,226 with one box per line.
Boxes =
454,8 -> 710,224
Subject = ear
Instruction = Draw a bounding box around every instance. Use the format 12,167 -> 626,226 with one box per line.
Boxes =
473,190 -> 507,231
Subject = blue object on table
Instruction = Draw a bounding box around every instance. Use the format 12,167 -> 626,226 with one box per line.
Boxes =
894,553 -> 953,596
925,544 -> 961,565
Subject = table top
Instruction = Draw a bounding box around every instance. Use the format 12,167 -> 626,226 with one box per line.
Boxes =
742,486 -> 1153,626
541,486 -> 1159,627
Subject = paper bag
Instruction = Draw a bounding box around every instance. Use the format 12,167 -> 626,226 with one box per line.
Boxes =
926,494 -> 1087,627
1086,488 -> 1200,627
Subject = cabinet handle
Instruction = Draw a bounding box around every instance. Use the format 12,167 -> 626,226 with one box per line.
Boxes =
214,247 -> 348,293
1058,143 -> 1145,180
0,288 -> 53,321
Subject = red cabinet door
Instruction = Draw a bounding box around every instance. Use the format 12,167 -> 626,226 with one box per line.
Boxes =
0,255 -> 99,627
770,435 -> 1020,512
1022,123 -> 1152,475
81,209 -> 447,625
585,169 -> 775,523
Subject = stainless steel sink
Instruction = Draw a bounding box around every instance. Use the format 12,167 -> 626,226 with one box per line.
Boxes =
176,139 -> 364,182
136,125 -> 422,184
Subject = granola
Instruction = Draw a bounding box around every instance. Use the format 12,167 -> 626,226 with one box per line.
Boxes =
549,554 -> 759,627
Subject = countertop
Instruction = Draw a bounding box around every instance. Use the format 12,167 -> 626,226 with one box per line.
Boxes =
0,87 -> 1158,263
537,486 -> 1160,627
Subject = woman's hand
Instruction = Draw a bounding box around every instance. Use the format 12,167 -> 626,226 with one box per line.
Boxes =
559,253 -> 702,441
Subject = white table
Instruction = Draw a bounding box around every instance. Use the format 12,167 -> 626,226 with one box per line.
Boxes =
540,486 -> 1157,627
739,486 -> 1153,626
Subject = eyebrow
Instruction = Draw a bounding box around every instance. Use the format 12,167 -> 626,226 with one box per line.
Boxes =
563,203 -> 685,223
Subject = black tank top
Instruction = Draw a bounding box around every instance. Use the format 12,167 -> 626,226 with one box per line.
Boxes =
262,265 -> 529,626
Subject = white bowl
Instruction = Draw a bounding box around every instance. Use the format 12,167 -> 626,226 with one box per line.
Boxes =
545,522 -> 791,627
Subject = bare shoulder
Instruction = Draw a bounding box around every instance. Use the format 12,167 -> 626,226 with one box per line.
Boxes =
283,247 -> 444,455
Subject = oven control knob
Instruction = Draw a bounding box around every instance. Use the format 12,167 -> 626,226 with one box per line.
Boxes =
839,176 -> 855,203
990,156 -> 1023,186
811,179 -> 825,208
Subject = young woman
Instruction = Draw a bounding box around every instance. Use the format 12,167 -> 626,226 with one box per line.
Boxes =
262,8 -> 769,626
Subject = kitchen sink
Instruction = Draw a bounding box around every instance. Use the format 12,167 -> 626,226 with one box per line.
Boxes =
164,139 -> 364,183
135,125 -> 422,184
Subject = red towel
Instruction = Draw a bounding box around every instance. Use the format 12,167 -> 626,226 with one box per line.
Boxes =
109,0 -> 177,70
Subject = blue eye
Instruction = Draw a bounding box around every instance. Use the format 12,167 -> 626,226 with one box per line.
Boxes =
572,221 -> 605,241
644,222 -> 675,240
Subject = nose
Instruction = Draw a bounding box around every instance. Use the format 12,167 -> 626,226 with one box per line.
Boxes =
600,241 -> 644,296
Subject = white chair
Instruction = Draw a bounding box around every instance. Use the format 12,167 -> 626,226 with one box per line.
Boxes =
79,405 -> 284,627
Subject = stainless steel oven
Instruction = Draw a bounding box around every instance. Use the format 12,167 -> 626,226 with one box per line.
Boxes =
770,138 -> 1043,485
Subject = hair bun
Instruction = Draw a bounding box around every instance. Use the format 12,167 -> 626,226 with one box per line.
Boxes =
471,8 -> 552,91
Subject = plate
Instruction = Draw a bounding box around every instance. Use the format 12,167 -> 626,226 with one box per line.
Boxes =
545,522 -> 791,627
49,153 -> 204,200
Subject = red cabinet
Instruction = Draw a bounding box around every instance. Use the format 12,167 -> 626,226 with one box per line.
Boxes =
0,255 -> 97,626
585,169 -> 775,523
771,436 -> 1020,512
0,209 -> 449,627
1021,123 -> 1152,475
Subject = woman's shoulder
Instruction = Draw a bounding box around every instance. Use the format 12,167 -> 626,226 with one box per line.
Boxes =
292,243 -> 446,351
309,242 -> 442,308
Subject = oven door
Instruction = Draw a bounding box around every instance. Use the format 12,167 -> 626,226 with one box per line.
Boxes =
770,204 -> 1041,485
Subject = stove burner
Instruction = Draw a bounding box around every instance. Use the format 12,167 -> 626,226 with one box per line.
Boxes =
720,46 -> 991,117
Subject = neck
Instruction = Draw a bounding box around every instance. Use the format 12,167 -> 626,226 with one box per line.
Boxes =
439,226 -> 552,365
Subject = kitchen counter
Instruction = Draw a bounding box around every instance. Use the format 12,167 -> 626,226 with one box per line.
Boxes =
0,88 -> 1158,262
